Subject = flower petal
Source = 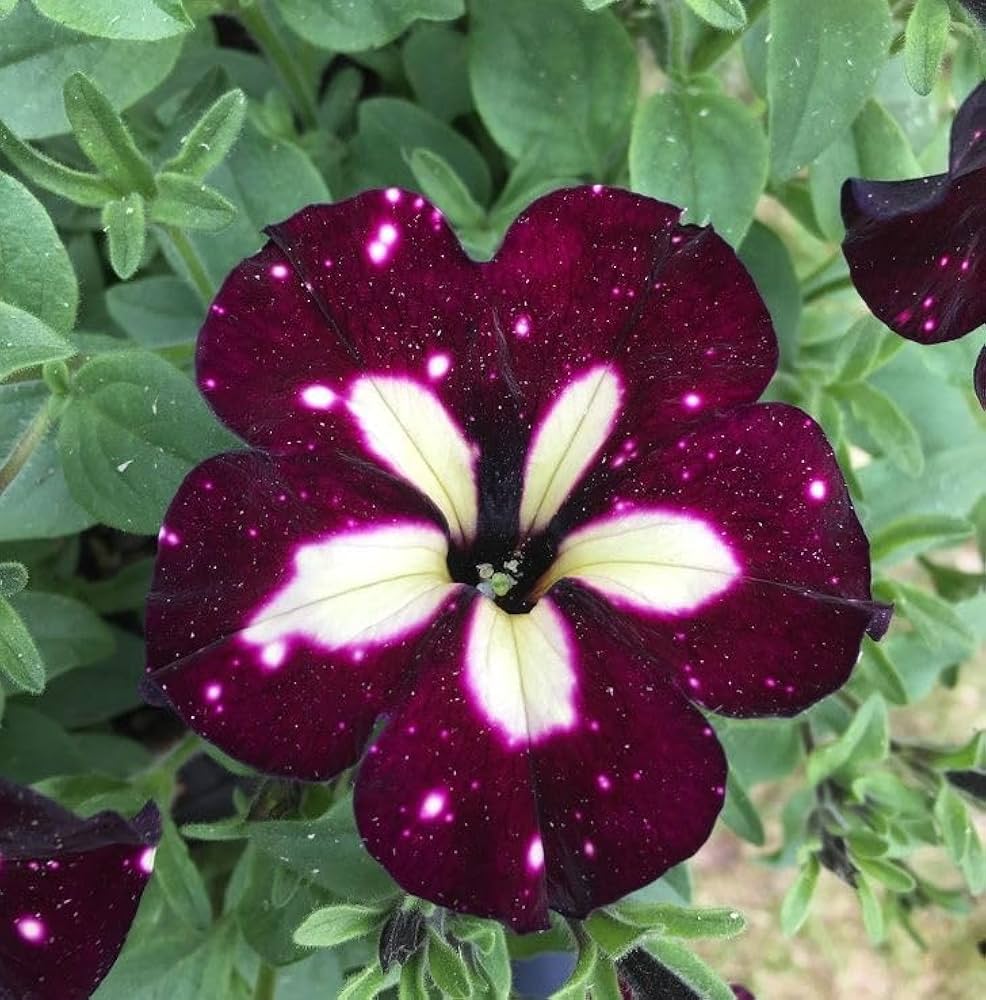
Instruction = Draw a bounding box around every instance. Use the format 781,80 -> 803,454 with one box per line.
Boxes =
950,81 -> 986,176
354,595 -> 726,930
976,345 -> 986,409
0,779 -> 159,1000
549,404 -> 887,717
198,187 -> 775,547
145,448 -> 460,779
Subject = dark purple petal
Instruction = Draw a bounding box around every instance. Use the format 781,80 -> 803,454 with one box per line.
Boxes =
731,987 -> 756,1000
976,345 -> 986,408
950,82 -> 986,175
0,780 -> 159,1000
145,449 -> 461,780
197,187 -> 776,546
545,404 -> 886,717
842,172 -> 986,344
354,595 -> 726,931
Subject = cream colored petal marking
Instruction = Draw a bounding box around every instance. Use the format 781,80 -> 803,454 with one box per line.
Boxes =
465,597 -> 577,744
243,522 -> 457,654
536,508 -> 740,613
348,375 -> 479,544
519,365 -> 623,536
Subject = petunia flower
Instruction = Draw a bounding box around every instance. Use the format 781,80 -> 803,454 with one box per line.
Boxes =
145,186 -> 888,931
0,779 -> 160,1000
842,82 -> 986,407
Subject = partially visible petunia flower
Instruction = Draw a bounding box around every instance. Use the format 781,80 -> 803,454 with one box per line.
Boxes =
731,986 -> 756,1000
842,82 -> 986,406
0,779 -> 160,1000
145,186 -> 888,931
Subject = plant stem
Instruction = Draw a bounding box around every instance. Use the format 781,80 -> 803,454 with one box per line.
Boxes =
164,226 -> 215,305
0,404 -> 47,497
254,963 -> 278,1000
239,2 -> 319,130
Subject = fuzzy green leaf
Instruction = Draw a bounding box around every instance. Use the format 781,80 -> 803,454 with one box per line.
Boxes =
0,595 -> 45,693
905,0 -> 951,96
161,89 -> 247,181
149,172 -> 237,231
102,192 -> 146,279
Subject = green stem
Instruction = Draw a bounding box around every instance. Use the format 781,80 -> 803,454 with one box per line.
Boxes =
152,731 -> 202,780
164,226 -> 215,305
239,2 -> 319,130
254,963 -> 278,1000
0,404 -> 48,496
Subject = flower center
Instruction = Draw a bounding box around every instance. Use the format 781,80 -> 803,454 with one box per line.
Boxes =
447,535 -> 557,614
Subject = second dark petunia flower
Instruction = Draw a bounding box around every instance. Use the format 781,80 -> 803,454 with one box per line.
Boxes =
842,82 -> 986,406
145,186 -> 888,931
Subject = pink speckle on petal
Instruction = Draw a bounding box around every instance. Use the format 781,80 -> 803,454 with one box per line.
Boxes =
584,840 -> 596,857
527,835 -> 544,873
683,392 -> 702,410
596,774 -> 611,791
138,847 -> 156,874
300,383 -> 336,410
16,917 -> 45,944
379,223 -> 399,246
203,377 -> 217,390
260,641 -> 286,669
514,315 -> 531,337
368,241 -> 388,264
807,479 -> 827,501
210,304 -> 225,316
419,790 -> 446,820
270,263 -> 289,280
923,318 -> 937,333
204,683 -> 222,702
939,255 -> 950,268
427,354 -> 451,379
385,188 -> 401,204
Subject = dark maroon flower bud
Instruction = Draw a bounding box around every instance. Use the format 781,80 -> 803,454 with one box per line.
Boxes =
0,779 -> 160,1000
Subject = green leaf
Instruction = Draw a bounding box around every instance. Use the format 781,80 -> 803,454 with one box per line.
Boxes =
0,121 -> 117,206
0,171 -> 78,333
0,3 -> 183,139
611,902 -> 745,940
293,903 -> 387,949
161,89 -> 247,182
470,0 -> 638,175
348,98 -> 491,204
0,704 -> 84,782
63,73 -> 156,196
0,562 -> 27,597
870,514 -> 974,566
0,381 -> 93,541
0,302 -> 75,380
934,782 -> 972,864
402,24 -> 471,123
156,817 -> 213,930
426,930 -> 473,999
588,960 -> 622,1000
682,0 -> 746,32
832,315 -> 892,384
8,589 -> 114,681
102,193 -> 146,279
852,99 -> 922,181
854,856 -> 916,893
56,350 -> 238,533
856,640 -> 908,706
275,0 -> 464,52
855,872 -> 886,944
738,221 -> 802,367
31,0 -> 192,40
645,939 -> 736,1000
767,0 -> 892,178
719,770 -> 765,846
150,172 -> 237,231
406,147 -> 485,229
905,0 -> 951,96
806,694 -> 889,785
846,381 -> 924,476
0,595 -> 45,693
780,855 -> 820,936
106,275 -> 200,349
880,579 -> 977,655
339,964 -> 394,1000
630,87 -> 766,245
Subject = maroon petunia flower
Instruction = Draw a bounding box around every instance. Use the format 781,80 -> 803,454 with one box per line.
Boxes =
731,986 -> 756,1000
0,779 -> 160,1000
145,186 -> 887,931
842,82 -> 986,405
